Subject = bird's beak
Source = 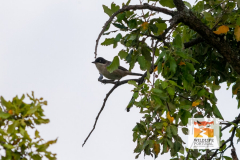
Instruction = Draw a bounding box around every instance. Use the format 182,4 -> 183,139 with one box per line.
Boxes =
92,61 -> 96,63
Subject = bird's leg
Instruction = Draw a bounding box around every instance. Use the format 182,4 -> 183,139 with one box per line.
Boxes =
115,79 -> 121,85
98,74 -> 115,84
98,74 -> 103,81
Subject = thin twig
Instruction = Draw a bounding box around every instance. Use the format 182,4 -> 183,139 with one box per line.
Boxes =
82,78 -> 139,147
185,149 -> 190,160
208,113 -> 240,159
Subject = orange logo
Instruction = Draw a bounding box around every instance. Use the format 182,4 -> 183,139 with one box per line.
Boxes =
194,121 -> 214,138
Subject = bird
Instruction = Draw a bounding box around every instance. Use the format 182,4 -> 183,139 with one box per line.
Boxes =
92,57 -> 143,80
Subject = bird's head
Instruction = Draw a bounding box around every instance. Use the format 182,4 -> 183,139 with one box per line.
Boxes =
92,57 -> 107,64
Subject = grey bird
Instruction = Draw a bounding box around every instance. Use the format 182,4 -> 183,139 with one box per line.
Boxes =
92,57 -> 143,80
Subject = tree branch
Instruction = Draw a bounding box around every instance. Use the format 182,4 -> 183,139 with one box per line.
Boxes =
173,0 -> 186,11
94,4 -> 175,58
221,114 -> 240,131
231,148 -> 239,160
184,37 -> 204,49
178,9 -> 240,75
82,78 -> 138,147
208,113 -> 240,159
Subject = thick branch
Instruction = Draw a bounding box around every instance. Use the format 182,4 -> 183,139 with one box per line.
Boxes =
184,37 -> 204,49
178,10 -> 240,75
231,148 -> 239,160
94,4 -> 175,58
173,0 -> 186,11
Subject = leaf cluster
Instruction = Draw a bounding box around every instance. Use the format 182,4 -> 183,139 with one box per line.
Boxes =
0,92 -> 57,160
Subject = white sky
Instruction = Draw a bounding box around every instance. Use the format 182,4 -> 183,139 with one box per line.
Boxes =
0,0 -> 239,159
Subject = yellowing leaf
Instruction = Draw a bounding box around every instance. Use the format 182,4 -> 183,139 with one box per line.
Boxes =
141,22 -> 149,30
153,142 -> 160,156
154,66 -> 158,72
167,112 -> 174,124
234,25 -> 240,42
178,61 -> 186,66
213,25 -> 229,34
192,100 -> 201,107
8,110 -> 13,115
162,63 -> 165,67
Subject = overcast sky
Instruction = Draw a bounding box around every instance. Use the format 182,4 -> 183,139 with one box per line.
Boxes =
0,0 -> 239,159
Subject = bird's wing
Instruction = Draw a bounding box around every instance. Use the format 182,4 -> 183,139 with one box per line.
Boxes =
106,61 -> 128,71
118,65 -> 128,71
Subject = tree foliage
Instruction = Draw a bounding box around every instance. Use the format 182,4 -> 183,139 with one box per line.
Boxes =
0,92 -> 57,160
87,0 -> 240,159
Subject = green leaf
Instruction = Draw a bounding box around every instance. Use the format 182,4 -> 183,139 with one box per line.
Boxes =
107,56 -> 120,73
161,81 -> 168,89
152,88 -> 164,94
128,19 -> 137,29
183,1 -> 191,8
111,3 -> 120,12
169,56 -> 177,74
173,34 -> 182,48
115,33 -> 122,42
118,50 -> 128,59
35,130 -> 40,138
153,122 -> 163,129
126,0 -> 131,5
195,1 -> 204,13
186,62 -> 195,71
159,0 -> 175,8
116,13 -> 125,22
37,144 -> 48,152
236,17 -> 240,26
166,126 -> 172,138
223,156 -> 233,160
129,34 -> 137,40
155,48 -> 159,56
149,24 -> 158,33
170,125 -> 178,136
137,123 -> 146,134
173,141 -> 181,152
101,38 -> 115,46
102,5 -> 113,17
31,154 -> 41,160
112,23 -> 128,30
3,144 -> 14,149
0,112 -> 11,119
167,87 -> 175,96
180,105 -> 191,110
7,120 -> 19,134
155,23 -> 167,33
169,80 -> 183,89
138,56 -> 147,70
167,139 -> 173,148
128,80 -> 137,86
197,89 -> 206,97
1,96 -> 12,109
213,104 -> 223,119
157,61 -> 163,74
26,105 -> 39,115
34,118 -> 50,124
182,128 -> 188,135
141,46 -> 152,61
203,12 -> 214,21
180,110 -> 191,125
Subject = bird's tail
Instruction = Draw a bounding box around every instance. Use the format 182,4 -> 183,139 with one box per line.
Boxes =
128,72 -> 143,76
